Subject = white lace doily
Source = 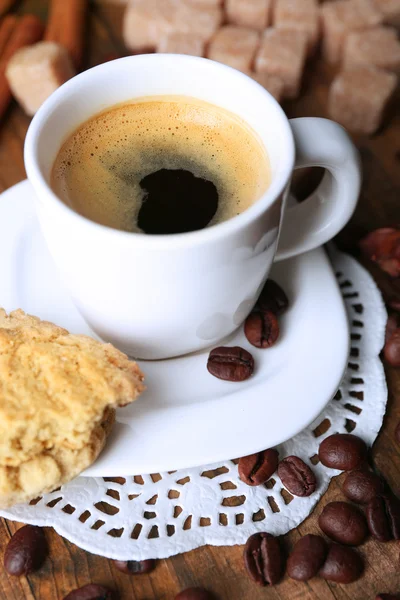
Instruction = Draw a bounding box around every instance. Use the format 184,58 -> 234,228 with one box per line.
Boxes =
0,247 -> 388,560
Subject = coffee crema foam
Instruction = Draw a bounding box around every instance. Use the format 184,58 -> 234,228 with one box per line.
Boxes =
51,96 -> 270,233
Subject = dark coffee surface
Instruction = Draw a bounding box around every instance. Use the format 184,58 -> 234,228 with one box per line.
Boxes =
138,169 -> 218,234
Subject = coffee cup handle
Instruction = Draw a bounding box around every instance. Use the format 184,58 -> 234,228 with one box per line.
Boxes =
275,117 -> 361,261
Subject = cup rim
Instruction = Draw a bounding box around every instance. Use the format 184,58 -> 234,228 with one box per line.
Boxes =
25,54 -> 295,249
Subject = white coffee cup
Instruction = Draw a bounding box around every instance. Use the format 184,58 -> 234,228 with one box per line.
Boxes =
25,54 -> 361,360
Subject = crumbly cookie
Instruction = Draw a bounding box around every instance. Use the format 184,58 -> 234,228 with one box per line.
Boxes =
0,407 -> 115,508
0,309 -> 145,507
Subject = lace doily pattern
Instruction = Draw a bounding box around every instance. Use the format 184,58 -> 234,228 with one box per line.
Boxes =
0,247 -> 388,560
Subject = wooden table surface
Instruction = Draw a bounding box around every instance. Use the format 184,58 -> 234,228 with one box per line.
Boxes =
0,1 -> 399,599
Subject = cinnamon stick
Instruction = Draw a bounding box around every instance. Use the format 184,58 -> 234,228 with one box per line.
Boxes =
45,0 -> 88,69
0,0 -> 17,18
44,0 -> 65,48
0,15 -> 18,57
0,15 -> 44,120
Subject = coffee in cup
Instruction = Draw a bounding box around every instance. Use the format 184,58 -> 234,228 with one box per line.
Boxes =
51,96 -> 270,234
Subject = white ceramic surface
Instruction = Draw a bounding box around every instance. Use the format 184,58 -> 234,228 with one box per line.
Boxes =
24,54 -> 361,359
1,181 -> 349,476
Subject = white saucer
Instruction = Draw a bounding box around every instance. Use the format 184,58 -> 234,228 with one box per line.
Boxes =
1,181 -> 349,476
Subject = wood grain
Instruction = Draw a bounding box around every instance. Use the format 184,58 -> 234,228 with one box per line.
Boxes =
0,1 -> 399,599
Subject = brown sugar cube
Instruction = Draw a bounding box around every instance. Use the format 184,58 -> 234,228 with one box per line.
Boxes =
344,26 -> 400,72
247,71 -> 284,102
184,0 -> 221,4
321,2 -> 357,63
321,0 -> 382,64
157,33 -> 205,56
5,41 -> 75,117
123,0 -> 169,51
226,0 -> 272,31
175,2 -> 223,41
208,26 -> 260,72
354,0 -> 384,25
328,66 -> 397,134
254,28 -> 308,98
274,0 -> 320,54
373,0 -> 400,25
123,0 -> 222,52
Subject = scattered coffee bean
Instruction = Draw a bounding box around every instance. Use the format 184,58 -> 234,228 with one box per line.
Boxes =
319,543 -> 364,584
375,595 -> 400,600
244,532 -> 284,586
64,584 -> 114,600
207,346 -> 254,382
238,449 -> 279,486
4,525 -> 47,576
244,310 -> 279,348
318,433 -> 367,471
375,257 -> 400,278
366,493 -> 400,542
175,588 -> 216,600
359,227 -> 400,278
287,534 -> 327,581
278,456 -> 316,497
342,468 -> 385,504
395,422 -> 400,444
114,559 -> 155,574
384,330 -> 400,367
256,279 -> 289,315
361,226 -> 398,256
318,501 -> 368,546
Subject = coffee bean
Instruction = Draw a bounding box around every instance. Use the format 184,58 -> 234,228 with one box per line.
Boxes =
360,228 -> 400,260
207,346 -> 254,382
244,310 -> 279,349
64,584 -> 114,600
319,544 -> 364,584
114,559 -> 155,574
278,456 -> 316,497
366,493 -> 400,542
384,330 -> 400,367
175,588 -> 216,600
4,525 -> 47,576
375,595 -> 400,600
257,279 -> 289,315
238,449 -> 279,486
244,532 -> 284,586
318,501 -> 368,546
359,228 -> 400,277
287,534 -> 327,581
318,433 -> 367,471
342,468 -> 385,504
